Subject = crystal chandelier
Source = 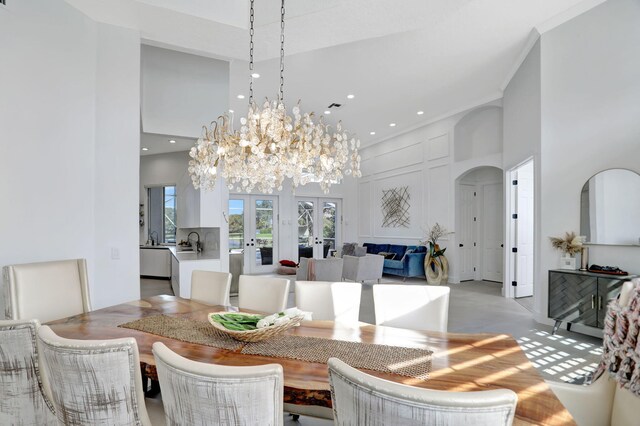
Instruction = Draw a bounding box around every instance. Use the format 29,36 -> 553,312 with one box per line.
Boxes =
188,0 -> 361,194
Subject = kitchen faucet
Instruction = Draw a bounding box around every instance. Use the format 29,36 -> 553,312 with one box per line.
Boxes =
188,231 -> 202,252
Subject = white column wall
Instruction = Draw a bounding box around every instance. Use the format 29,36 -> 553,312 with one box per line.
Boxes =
93,23 -> 141,309
0,0 -> 142,311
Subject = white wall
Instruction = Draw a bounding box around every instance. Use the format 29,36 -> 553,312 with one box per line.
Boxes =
93,23 -> 141,309
538,0 -> 640,329
0,0 -> 141,311
141,45 -> 229,138
358,100 -> 504,283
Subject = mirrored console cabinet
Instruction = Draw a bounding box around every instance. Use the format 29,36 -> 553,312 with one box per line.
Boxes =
548,269 -> 638,334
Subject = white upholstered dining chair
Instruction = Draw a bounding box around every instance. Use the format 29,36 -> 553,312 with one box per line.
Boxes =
153,342 -> 284,426
238,275 -> 290,313
373,284 -> 450,332
190,270 -> 232,306
0,319 -> 57,425
37,325 -> 161,426
295,281 -> 362,324
328,357 -> 518,426
3,258 -> 91,323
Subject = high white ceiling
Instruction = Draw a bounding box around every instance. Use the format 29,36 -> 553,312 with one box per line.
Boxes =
66,0 -> 601,152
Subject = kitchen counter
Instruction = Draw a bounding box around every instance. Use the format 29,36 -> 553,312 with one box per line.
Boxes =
167,246 -> 221,298
168,246 -> 220,262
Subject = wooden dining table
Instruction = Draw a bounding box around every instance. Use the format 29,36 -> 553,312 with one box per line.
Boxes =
47,295 -> 575,426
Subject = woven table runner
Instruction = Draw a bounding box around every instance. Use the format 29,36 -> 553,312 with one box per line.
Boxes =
119,315 -> 244,351
241,335 -> 432,379
119,315 -> 432,379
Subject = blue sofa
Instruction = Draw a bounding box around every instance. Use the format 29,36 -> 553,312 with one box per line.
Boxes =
363,243 -> 427,279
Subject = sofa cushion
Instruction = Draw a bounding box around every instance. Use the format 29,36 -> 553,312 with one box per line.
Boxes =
383,259 -> 404,269
363,243 -> 376,254
374,244 -> 389,254
388,245 -> 407,259
413,246 -> 427,253
354,246 -> 367,257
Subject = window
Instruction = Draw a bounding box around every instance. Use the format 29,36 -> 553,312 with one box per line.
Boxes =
148,185 -> 176,243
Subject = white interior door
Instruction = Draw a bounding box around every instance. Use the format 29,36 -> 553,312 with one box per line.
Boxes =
228,195 -> 278,274
515,162 -> 534,298
296,198 -> 341,260
482,183 -> 504,282
459,184 -> 476,281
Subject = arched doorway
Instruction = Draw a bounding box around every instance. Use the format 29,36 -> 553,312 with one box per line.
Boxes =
455,166 -> 504,284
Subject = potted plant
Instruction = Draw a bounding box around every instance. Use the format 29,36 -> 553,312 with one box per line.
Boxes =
549,231 -> 583,270
421,223 -> 453,285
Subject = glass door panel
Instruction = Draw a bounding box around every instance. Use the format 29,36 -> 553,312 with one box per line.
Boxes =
297,200 -> 315,261
254,199 -> 275,271
296,198 -> 341,259
322,201 -> 338,254
229,195 -> 278,274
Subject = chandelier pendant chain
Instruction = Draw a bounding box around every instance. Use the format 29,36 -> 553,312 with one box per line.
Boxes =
279,0 -> 285,102
248,0 -> 255,104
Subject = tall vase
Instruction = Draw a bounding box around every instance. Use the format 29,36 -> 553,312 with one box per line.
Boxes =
440,254 -> 449,282
424,252 -> 443,285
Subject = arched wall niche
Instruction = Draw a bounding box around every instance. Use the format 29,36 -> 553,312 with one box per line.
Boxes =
454,106 -> 503,163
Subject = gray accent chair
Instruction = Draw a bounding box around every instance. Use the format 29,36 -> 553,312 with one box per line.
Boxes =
153,342 -> 283,426
296,257 -> 344,282
341,254 -> 384,283
0,319 -> 57,425
328,357 -> 518,425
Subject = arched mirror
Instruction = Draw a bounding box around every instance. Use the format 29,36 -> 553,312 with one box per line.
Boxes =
580,169 -> 640,245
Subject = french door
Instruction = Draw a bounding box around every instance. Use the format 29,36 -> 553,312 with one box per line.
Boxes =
228,195 -> 279,274
296,198 -> 341,260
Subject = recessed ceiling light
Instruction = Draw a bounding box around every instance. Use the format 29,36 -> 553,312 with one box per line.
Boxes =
347,94 -> 355,99
169,139 -> 176,144
417,110 -> 424,115
142,147 -> 149,151
251,73 -> 260,78
370,131 -> 376,135
389,123 -> 396,127
324,110 -> 331,115
229,109 -> 234,113
237,94 -> 245,99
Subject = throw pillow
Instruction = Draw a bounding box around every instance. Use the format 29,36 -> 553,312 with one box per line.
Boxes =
342,242 -> 357,257
378,252 -> 396,260
279,259 -> 297,267
354,246 -> 367,257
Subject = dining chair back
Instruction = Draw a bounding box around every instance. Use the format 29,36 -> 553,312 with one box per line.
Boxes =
295,281 -> 361,324
0,319 -> 57,425
238,275 -> 290,313
328,357 -> 518,426
153,342 -> 283,426
3,258 -> 91,323
191,270 -> 232,306
373,284 -> 450,332
37,325 -> 153,426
